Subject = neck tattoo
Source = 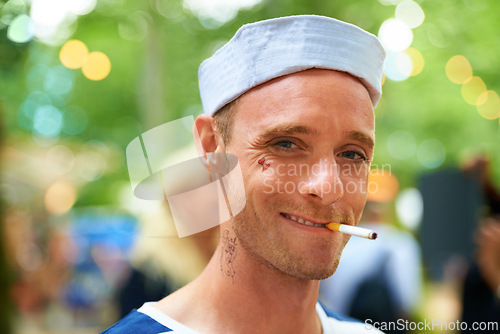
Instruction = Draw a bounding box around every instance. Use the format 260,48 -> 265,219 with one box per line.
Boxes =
220,229 -> 238,283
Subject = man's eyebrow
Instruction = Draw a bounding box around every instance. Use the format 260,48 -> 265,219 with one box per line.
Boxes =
346,130 -> 375,149
257,126 -> 374,148
258,125 -> 319,140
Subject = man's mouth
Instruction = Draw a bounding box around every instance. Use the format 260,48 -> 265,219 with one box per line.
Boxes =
280,213 -> 326,228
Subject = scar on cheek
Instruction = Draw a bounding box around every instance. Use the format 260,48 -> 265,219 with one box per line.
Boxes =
258,157 -> 271,171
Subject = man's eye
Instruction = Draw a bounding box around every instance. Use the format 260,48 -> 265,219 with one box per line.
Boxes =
340,150 -> 367,161
274,140 -> 297,150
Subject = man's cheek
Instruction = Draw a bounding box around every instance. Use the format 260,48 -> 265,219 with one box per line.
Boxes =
263,176 -> 275,194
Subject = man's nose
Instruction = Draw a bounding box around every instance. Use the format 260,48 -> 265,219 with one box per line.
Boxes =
297,158 -> 343,205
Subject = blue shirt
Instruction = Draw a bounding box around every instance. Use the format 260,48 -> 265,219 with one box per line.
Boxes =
100,301 -> 384,333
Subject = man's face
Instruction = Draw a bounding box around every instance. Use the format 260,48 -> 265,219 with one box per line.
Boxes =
225,69 -> 374,280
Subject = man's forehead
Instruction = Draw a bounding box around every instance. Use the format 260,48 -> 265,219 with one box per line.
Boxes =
233,68 -> 374,122
244,68 -> 369,100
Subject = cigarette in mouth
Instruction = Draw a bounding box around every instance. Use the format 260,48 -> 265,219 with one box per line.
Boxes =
325,222 -> 378,240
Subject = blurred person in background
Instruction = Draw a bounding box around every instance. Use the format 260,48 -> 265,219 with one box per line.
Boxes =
319,172 -> 423,333
461,156 -> 500,331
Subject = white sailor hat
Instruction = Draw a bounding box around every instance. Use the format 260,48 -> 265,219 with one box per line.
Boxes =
199,15 -> 386,116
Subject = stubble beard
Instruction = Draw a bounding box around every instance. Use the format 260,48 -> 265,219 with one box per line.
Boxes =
231,196 -> 351,281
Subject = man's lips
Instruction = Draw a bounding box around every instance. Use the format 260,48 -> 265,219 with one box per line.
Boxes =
280,212 -> 328,228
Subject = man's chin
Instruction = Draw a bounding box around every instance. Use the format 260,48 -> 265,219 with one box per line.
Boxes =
295,264 -> 339,281
270,254 -> 341,281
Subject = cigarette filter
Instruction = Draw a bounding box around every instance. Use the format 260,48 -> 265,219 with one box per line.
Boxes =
326,222 -> 377,240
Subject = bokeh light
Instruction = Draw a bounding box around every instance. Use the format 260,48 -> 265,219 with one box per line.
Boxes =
417,139 -> 446,168
59,41 -> 111,81
30,0 -> 68,27
26,91 -> 51,107
2,0 -> 27,16
28,64 -> 50,91
395,0 -> 425,28
44,66 -> 74,95
30,0 -> 97,44
60,40 -> 89,69
367,169 -> 400,203
7,14 -> 34,43
396,188 -> 423,231
476,90 -> 500,120
384,52 -> 412,81
44,180 -> 77,214
445,55 -> 472,84
82,51 -> 111,81
68,0 -> 97,15
461,76 -> 487,105
396,52 -> 413,77
18,91 -> 51,129
378,18 -> 413,52
33,105 -> 63,137
404,47 -> 425,76
387,130 -> 417,159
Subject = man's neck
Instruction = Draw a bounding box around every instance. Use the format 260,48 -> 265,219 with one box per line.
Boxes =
156,240 -> 323,334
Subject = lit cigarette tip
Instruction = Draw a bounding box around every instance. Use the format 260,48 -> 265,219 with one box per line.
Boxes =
326,222 -> 378,240
325,222 -> 340,232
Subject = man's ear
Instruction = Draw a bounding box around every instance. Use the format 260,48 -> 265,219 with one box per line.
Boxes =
193,114 -> 224,157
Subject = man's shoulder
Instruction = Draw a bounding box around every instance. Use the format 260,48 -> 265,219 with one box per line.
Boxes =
99,309 -> 172,334
319,303 -> 385,334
